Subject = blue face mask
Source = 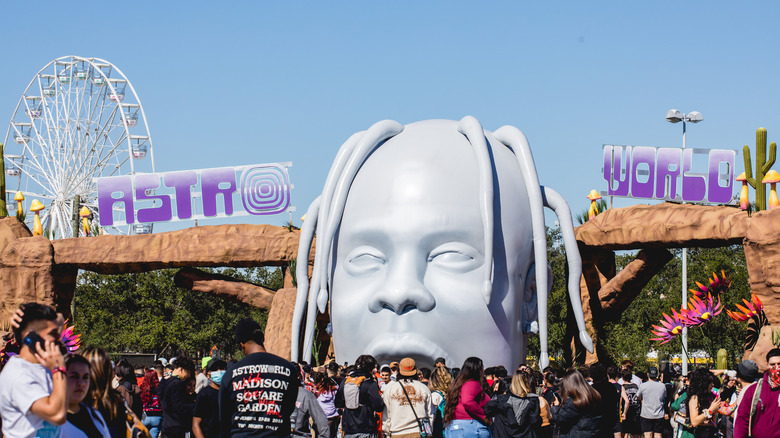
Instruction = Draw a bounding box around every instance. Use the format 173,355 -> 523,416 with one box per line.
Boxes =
210,370 -> 225,386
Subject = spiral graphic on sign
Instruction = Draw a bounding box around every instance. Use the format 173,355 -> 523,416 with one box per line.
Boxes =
240,164 -> 290,215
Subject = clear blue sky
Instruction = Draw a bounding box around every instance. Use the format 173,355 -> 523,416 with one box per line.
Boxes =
2,1 -> 779,231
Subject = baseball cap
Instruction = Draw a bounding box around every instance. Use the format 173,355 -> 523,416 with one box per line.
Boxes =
399,357 -> 418,377
648,366 -> 659,379
205,358 -> 227,372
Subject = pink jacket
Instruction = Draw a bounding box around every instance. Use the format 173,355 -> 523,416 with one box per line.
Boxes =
454,380 -> 489,421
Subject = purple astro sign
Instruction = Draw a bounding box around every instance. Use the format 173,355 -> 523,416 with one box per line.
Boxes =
97,162 -> 291,226
602,145 -> 737,204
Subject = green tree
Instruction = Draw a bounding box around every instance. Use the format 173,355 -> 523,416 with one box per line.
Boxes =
73,267 -> 282,359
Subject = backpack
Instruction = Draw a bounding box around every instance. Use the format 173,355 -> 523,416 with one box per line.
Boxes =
433,390 -> 446,418
623,383 -> 640,417
432,390 -> 446,437
344,375 -> 367,410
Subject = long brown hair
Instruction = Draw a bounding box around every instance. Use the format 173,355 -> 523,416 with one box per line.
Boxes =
444,357 -> 484,425
83,348 -> 125,421
312,371 -> 338,394
559,369 -> 601,409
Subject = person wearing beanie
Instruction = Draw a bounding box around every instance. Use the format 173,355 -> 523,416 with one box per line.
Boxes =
730,359 -> 759,429
218,318 -> 298,437
734,349 -> 780,438
380,358 -> 432,438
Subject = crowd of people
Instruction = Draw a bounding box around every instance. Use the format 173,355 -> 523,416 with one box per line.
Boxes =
1,302 -> 779,438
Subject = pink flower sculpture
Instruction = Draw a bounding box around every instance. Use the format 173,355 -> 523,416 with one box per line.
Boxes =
651,308 -> 688,344
682,294 -> 723,326
726,293 -> 764,322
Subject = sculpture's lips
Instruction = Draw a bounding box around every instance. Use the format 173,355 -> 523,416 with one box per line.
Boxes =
364,333 -> 450,368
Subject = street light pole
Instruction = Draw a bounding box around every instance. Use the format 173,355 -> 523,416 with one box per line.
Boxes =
665,109 -> 702,376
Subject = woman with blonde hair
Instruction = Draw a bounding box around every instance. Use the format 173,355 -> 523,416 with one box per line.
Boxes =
82,348 -> 127,438
429,366 -> 453,437
525,372 -> 553,438
485,371 -> 542,438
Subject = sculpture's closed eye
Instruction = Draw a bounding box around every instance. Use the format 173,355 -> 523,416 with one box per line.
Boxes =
428,243 -> 481,273
345,246 -> 387,275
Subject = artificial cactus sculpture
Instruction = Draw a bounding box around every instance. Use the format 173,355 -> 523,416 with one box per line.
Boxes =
743,127 -> 777,211
717,348 -> 728,370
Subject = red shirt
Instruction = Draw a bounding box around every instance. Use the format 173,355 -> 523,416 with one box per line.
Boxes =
454,380 -> 489,421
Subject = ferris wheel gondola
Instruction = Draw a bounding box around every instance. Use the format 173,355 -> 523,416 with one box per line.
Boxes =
2,55 -> 156,238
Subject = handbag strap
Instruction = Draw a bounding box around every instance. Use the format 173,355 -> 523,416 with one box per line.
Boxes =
749,378 -> 763,437
399,381 -> 424,429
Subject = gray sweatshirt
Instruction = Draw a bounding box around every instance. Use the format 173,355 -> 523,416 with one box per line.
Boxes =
291,387 -> 330,437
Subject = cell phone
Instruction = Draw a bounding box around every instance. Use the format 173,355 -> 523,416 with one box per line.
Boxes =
23,331 -> 45,355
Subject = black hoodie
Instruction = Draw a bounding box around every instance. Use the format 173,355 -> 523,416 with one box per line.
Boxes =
158,377 -> 195,438
335,370 -> 385,434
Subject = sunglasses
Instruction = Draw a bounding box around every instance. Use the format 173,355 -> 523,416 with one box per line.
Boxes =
768,363 -> 780,368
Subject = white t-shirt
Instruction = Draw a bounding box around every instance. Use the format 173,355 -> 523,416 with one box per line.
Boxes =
0,356 -> 60,438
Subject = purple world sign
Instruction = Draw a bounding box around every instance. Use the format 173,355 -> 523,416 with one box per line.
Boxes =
97,163 -> 291,226
602,145 -> 736,204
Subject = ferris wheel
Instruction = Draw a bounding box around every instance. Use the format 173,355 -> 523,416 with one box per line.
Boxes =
2,55 -> 156,239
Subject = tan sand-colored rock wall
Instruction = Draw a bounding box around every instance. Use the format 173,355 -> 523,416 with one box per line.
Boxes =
173,267 -> 276,309
577,204 -> 747,249
52,224 -> 312,274
744,209 -> 780,325
264,288 -> 297,359
0,221 -> 312,336
0,234 -> 57,330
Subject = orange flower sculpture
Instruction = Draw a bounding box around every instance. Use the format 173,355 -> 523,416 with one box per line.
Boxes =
690,270 -> 731,299
726,293 -> 764,322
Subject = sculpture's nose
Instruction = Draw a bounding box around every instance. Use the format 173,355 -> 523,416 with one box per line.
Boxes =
368,252 -> 435,314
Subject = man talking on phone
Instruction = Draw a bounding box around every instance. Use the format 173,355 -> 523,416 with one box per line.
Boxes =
0,303 -> 67,438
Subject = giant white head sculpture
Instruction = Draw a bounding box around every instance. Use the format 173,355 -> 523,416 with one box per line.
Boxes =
292,117 -> 593,369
